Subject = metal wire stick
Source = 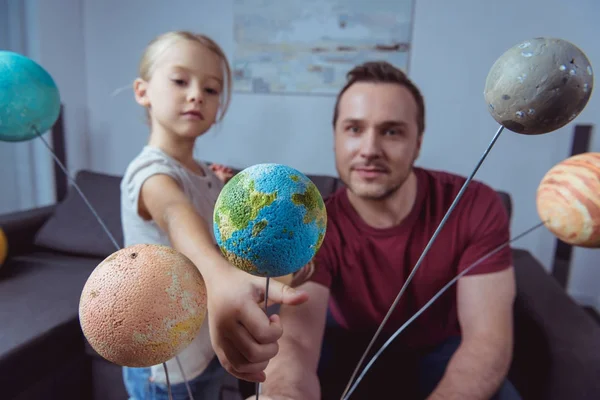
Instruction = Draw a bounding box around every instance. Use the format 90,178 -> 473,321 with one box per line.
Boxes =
34,128 -> 120,250
343,220 -> 546,399
34,127 -> 194,399
256,277 -> 271,400
340,124 -> 505,399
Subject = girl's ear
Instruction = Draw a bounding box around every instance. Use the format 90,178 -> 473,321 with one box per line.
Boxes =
133,78 -> 150,107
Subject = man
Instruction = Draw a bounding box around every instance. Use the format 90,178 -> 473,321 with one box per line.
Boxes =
255,61 -> 521,399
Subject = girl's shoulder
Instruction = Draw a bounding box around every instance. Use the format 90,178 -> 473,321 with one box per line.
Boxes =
123,146 -> 182,179
121,146 -> 184,203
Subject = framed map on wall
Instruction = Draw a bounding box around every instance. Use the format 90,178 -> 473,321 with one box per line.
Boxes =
232,0 -> 416,95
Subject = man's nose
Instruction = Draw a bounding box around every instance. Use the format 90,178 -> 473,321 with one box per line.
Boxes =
360,130 -> 383,158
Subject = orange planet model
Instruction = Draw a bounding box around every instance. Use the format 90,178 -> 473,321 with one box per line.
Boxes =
79,244 -> 207,367
0,228 -> 7,267
537,152 -> 600,248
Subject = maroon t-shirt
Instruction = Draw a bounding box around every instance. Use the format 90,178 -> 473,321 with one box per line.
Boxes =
310,167 -> 512,351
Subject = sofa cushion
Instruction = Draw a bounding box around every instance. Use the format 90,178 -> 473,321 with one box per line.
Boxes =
0,251 -> 98,398
497,191 -> 512,221
303,174 -> 343,199
510,248 -> 600,399
227,166 -> 343,200
34,170 -> 124,258
31,167 -> 512,260
32,166 -> 343,259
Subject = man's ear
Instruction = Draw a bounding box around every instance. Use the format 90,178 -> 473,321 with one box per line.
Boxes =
133,78 -> 150,107
414,133 -> 423,161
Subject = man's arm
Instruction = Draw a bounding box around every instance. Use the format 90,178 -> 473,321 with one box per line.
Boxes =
259,281 -> 330,400
427,266 -> 516,400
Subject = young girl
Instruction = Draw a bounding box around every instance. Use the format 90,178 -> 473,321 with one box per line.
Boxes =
120,31 -> 308,399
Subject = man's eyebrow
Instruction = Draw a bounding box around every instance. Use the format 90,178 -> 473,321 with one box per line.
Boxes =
340,118 -> 363,124
339,118 -> 409,127
378,120 -> 408,127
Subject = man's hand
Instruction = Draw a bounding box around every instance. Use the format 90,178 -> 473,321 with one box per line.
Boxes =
290,261 -> 315,287
206,265 -> 309,382
260,282 -> 329,400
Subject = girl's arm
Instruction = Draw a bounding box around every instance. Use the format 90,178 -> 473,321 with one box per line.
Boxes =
138,173 -> 309,382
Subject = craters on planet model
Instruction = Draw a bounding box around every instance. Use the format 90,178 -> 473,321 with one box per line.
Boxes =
484,37 -> 593,135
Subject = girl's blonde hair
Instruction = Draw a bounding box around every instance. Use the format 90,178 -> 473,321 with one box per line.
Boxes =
138,31 -> 232,122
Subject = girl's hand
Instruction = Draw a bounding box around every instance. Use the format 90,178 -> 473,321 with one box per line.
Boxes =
210,163 -> 234,183
206,264 -> 309,382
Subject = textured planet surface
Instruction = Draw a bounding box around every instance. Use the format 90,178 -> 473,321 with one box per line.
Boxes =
0,228 -> 7,267
79,244 -> 207,367
537,153 -> 600,248
213,163 -> 327,277
0,51 -> 61,142
484,37 -> 593,135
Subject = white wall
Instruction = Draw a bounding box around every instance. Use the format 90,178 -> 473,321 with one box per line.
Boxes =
80,0 -> 600,307
0,0 -> 89,212
81,0 -> 339,178
4,0 -> 596,306
0,0 -> 20,214
0,0 -> 52,213
29,0 -> 90,179
26,0 -> 90,204
407,0 -> 600,308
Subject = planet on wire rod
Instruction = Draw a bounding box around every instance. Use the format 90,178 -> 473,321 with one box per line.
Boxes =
79,244 -> 208,367
213,163 -> 327,278
0,228 -> 7,268
0,51 -> 61,142
484,37 -> 593,135
537,152 -> 600,248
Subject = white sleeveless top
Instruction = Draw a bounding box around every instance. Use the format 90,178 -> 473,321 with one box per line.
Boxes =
120,145 -> 224,384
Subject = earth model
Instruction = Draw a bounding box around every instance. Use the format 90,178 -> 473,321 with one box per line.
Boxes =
213,163 -> 327,277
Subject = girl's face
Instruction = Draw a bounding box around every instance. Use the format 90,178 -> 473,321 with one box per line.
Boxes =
134,39 -> 224,140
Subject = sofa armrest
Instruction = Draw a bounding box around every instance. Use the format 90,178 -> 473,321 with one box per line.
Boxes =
0,205 -> 55,258
496,191 -> 512,221
510,249 -> 600,400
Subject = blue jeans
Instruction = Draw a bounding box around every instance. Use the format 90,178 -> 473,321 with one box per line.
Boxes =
123,356 -> 227,400
318,312 -> 522,399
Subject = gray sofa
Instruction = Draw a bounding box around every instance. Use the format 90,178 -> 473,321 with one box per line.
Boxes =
1,169 -> 600,400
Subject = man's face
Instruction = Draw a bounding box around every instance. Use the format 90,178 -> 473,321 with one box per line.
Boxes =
334,82 -> 422,200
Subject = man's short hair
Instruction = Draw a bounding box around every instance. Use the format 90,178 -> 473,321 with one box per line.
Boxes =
332,61 -> 426,135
